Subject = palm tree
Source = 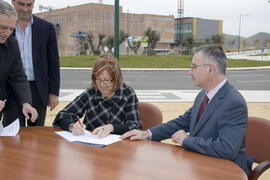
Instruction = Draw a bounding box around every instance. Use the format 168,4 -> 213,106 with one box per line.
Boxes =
86,32 -> 105,55
144,28 -> 160,56
104,36 -> 114,53
104,30 -> 128,53
128,40 -> 141,54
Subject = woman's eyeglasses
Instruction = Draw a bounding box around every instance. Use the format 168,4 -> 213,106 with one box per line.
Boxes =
95,79 -> 113,84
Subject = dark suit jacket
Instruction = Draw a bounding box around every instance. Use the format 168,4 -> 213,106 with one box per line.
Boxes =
12,15 -> 60,106
150,81 -> 254,175
0,36 -> 31,105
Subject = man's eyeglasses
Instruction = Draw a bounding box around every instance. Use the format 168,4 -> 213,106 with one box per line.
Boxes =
95,79 -> 113,84
190,64 -> 209,70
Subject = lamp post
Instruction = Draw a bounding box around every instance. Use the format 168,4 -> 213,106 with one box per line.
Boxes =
114,0 -> 119,60
126,10 -> 129,55
238,13 -> 249,53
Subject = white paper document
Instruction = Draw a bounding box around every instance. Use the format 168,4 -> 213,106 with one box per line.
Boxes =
55,130 -> 121,147
0,118 -> 20,136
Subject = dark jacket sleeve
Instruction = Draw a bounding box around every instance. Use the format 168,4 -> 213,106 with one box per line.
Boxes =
47,22 -> 60,96
8,38 -> 32,105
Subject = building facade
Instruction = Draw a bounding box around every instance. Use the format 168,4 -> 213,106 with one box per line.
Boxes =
175,17 -> 223,44
35,3 -> 175,56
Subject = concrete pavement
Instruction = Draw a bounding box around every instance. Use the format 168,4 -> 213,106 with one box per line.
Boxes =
59,89 -> 270,103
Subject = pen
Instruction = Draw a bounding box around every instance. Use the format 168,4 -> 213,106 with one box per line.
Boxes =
77,116 -> 84,128
3,99 -> 7,103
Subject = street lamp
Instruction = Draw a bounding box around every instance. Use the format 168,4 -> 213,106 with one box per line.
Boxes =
238,13 -> 249,53
126,10 -> 129,55
114,0 -> 119,60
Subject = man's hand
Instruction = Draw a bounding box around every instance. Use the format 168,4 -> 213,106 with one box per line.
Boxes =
48,94 -> 59,111
121,129 -> 150,140
22,103 -> 38,122
93,124 -> 114,138
172,130 -> 189,146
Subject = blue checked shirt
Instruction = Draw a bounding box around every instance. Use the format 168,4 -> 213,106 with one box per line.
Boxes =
53,83 -> 141,134
15,16 -> 34,81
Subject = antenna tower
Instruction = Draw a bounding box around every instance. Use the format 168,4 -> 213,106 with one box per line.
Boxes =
177,0 -> 184,47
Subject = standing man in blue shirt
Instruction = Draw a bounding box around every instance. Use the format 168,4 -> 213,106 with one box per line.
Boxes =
3,0 -> 60,126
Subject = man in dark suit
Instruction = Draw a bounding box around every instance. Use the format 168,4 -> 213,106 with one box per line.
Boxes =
3,0 -> 60,126
0,0 -> 37,122
121,44 -> 254,175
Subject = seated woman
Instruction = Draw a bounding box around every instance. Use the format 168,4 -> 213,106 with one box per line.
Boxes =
53,54 -> 141,138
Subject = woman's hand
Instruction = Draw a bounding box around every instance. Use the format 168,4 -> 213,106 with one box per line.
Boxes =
0,100 -> 6,112
93,124 -> 114,138
70,121 -> 86,135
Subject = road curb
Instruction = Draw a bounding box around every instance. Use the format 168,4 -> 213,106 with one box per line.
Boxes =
61,66 -> 270,71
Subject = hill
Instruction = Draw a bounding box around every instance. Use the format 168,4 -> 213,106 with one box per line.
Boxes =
223,32 -> 270,51
245,32 -> 270,47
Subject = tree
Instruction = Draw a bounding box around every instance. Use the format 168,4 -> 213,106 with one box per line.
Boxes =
104,36 -> 114,53
128,40 -> 141,54
120,30 -> 128,44
210,34 -> 223,44
104,30 -> 128,53
86,32 -> 106,55
205,38 -> 211,44
242,40 -> 247,49
182,36 -> 194,55
97,34 -> 106,54
253,39 -> 260,49
144,28 -> 160,56
263,39 -> 270,49
75,36 -> 87,55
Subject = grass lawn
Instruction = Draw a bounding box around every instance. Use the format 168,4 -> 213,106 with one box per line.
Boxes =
60,55 -> 270,68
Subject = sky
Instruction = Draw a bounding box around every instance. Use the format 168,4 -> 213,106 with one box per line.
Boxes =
4,0 -> 270,37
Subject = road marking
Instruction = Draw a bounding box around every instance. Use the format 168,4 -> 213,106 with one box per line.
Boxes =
59,89 -> 270,102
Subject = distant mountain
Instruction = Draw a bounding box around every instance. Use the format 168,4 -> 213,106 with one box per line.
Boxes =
245,32 -> 270,46
223,32 -> 270,50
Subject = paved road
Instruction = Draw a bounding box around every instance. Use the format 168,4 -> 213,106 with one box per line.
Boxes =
60,68 -> 270,90
59,68 -> 270,102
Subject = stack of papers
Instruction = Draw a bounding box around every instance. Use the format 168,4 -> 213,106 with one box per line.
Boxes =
55,130 -> 121,147
0,118 -> 20,136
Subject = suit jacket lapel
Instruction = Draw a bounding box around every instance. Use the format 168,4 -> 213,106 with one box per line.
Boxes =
190,92 -> 205,132
191,81 -> 231,136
